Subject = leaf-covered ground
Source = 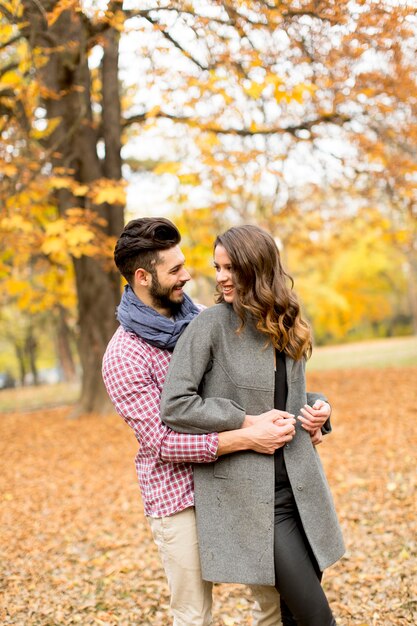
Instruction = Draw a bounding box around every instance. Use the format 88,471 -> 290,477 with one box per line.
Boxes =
1,367 -> 416,625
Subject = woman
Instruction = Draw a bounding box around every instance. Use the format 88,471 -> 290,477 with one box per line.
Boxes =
161,225 -> 345,625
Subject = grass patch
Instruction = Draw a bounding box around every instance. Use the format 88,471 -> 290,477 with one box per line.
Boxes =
309,335 -> 417,370
1,336 -> 416,413
0,381 -> 80,414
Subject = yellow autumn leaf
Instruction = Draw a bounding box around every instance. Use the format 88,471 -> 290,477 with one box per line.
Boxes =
66,225 -> 94,247
0,215 -> 33,233
105,9 -> 125,32
291,83 -> 315,104
153,162 -> 182,175
44,220 -> 66,237
265,74 -> 284,87
393,230 -> 411,245
31,117 -> 62,140
1,70 -> 22,89
73,184 -> 89,196
178,173 -> 201,186
201,132 -> 220,148
398,547 -> 410,560
32,46 -> 49,69
208,69 -> 220,84
41,237 -> 64,255
49,176 -> 74,190
244,81 -> 265,99
4,278 -> 27,295
0,0 -> 22,19
2,163 -> 18,176
274,86 -> 291,103
47,0 -> 78,27
92,185 -> 126,205
145,105 -> 161,118
0,23 -> 15,43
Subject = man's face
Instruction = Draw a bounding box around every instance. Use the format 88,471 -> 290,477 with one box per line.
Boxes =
149,246 -> 191,315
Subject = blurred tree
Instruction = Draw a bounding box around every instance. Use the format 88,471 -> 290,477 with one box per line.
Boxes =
1,1 -> 123,412
1,0 -> 416,414
1,306 -> 39,385
290,211 -> 410,344
143,0 -> 417,333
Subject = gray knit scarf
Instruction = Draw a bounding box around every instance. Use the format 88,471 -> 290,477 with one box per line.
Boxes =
116,284 -> 199,351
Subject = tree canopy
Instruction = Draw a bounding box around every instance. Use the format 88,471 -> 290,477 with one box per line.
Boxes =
1,0 -> 416,410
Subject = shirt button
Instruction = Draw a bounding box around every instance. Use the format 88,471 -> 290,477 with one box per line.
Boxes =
297,485 -> 303,491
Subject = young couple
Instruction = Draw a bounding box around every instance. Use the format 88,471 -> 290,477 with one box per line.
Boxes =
102,217 -> 345,626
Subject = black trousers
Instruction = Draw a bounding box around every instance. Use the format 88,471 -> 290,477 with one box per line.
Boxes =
274,486 -> 336,626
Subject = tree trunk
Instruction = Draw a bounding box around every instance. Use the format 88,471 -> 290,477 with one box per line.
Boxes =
25,327 -> 39,386
405,249 -> 417,335
13,341 -> 26,386
21,2 -> 124,414
72,256 -> 119,414
55,306 -> 78,383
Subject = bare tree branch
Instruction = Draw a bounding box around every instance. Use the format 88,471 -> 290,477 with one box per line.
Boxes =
0,4 -> 15,22
123,7 -> 233,26
0,61 -> 19,78
257,0 -> 344,25
142,14 -> 208,71
123,110 -> 351,136
28,0 -> 48,24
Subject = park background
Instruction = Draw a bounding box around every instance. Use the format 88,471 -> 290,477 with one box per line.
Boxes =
0,1 -> 416,624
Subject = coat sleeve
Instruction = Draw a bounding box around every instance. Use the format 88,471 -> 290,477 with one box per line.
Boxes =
160,312 -> 246,434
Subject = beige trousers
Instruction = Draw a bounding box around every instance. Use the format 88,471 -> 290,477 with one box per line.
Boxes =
147,507 -> 281,626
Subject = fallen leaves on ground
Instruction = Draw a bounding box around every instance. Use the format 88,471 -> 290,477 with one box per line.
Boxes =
0,367 -> 416,625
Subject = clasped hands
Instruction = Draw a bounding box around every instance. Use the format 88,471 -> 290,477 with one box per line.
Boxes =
245,400 -> 331,455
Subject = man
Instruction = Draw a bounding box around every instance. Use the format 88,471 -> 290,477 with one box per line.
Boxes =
102,217 -> 330,626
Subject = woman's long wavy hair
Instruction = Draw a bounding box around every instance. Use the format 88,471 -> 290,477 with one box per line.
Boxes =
214,225 -> 312,361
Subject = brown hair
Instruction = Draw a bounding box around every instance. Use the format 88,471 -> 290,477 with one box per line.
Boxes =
114,217 -> 180,285
214,225 -> 312,360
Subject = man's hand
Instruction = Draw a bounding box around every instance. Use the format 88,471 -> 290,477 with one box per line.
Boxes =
245,412 -> 296,454
243,409 -> 295,428
217,410 -> 298,457
297,400 -> 330,433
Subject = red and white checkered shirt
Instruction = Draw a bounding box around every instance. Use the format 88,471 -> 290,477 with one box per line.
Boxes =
102,325 -> 219,518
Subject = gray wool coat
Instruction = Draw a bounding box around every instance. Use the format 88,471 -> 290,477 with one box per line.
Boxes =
160,303 -> 345,586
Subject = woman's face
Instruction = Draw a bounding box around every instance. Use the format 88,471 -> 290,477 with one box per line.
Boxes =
214,244 -> 235,303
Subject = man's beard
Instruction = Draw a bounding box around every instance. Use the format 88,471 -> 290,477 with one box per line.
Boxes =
149,272 -> 185,316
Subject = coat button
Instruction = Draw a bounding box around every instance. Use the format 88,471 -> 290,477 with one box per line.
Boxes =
297,485 -> 303,491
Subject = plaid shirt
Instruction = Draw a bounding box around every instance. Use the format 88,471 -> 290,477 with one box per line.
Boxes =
102,326 -> 219,517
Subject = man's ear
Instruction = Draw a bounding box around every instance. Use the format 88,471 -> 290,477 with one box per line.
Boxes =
134,268 -> 150,286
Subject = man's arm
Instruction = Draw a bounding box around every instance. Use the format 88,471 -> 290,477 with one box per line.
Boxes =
103,351 -> 219,464
217,413 -> 296,456
103,351 -> 296,463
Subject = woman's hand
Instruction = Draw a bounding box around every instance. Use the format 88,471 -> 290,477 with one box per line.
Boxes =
309,428 -> 323,446
297,400 -> 330,433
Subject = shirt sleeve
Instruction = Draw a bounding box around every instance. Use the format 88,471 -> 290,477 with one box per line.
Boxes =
102,351 -> 219,463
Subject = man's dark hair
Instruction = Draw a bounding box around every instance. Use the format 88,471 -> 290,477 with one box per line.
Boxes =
114,217 -> 181,285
